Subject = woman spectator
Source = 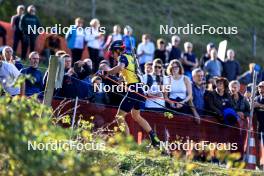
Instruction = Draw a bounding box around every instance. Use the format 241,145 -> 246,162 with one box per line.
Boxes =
229,80 -> 250,122
85,18 -> 102,72
154,38 -> 167,64
182,42 -> 198,79
2,46 -> 23,70
142,59 -> 165,111
164,59 -> 192,113
65,17 -> 85,65
206,77 -> 235,120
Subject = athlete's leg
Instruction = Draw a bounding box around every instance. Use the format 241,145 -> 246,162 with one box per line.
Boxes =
131,108 -> 151,132
131,108 -> 160,146
115,108 -> 130,135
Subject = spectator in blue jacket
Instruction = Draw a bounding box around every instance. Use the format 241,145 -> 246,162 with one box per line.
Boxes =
21,51 -> 43,96
167,35 -> 182,62
122,25 -> 136,54
65,17 -> 85,65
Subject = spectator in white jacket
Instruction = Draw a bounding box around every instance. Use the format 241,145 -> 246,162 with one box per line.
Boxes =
137,34 -> 155,73
85,18 -> 102,72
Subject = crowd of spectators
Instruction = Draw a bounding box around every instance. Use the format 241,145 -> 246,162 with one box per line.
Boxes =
1,5 -> 264,134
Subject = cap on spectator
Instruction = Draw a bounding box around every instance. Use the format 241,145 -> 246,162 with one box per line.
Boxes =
223,108 -> 239,126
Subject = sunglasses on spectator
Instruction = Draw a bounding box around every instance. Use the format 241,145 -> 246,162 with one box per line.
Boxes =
154,65 -> 162,69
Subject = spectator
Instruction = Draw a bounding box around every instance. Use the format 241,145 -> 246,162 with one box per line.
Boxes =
182,42 -> 198,79
91,76 -> 110,104
2,46 -> 23,70
154,38 -> 167,64
200,42 -> 215,69
0,58 -> 20,96
98,61 -> 123,106
164,59 -> 192,113
167,35 -> 181,62
42,33 -> 61,62
21,51 -> 43,96
238,63 -> 262,85
104,25 -> 122,67
73,58 -> 93,80
85,18 -> 102,72
62,54 -> 76,77
191,68 -> 206,116
204,48 -> 222,81
137,34 -> 155,72
244,83 -> 253,102
65,17 -> 85,64
254,81 -> 264,141
229,80 -> 250,119
223,49 -> 241,81
0,24 -> 6,46
142,59 -> 165,111
11,5 -> 25,54
144,61 -> 153,75
206,77 -> 234,118
122,25 -> 136,54
20,5 -> 41,60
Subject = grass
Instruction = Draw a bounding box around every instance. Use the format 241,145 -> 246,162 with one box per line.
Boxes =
1,0 -> 264,70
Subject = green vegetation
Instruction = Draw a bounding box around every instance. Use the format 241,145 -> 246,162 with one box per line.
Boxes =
0,93 -> 263,175
1,0 -> 264,70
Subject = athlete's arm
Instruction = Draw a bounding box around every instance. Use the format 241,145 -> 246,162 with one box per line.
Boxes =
107,62 -> 125,75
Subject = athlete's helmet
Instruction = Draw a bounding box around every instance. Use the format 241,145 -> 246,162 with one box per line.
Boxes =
109,40 -> 125,52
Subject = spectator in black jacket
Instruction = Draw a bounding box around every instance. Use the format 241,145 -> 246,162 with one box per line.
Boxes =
229,80 -> 250,119
0,24 -> 6,46
154,38 -> 167,64
206,77 -> 234,119
200,42 -> 215,69
223,49 -> 241,81
20,5 -> 41,60
167,35 -> 181,62
11,5 -> 25,54
73,58 -> 93,80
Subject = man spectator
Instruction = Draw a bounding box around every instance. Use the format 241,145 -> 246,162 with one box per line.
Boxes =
65,17 -> 85,64
137,34 -> 155,72
21,51 -> 43,96
238,63 -> 262,85
200,42 -> 215,69
204,48 -> 222,81
182,42 -> 198,79
85,18 -> 102,72
223,49 -> 241,81
254,81 -> 264,142
154,38 -> 167,64
191,68 -> 206,116
2,46 -> 23,70
73,58 -> 93,80
0,58 -> 20,96
42,33 -> 61,63
167,35 -> 181,62
11,5 -> 25,54
122,25 -> 136,54
20,5 -> 41,60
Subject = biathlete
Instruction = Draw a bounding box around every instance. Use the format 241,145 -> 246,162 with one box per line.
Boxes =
99,40 -> 160,147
